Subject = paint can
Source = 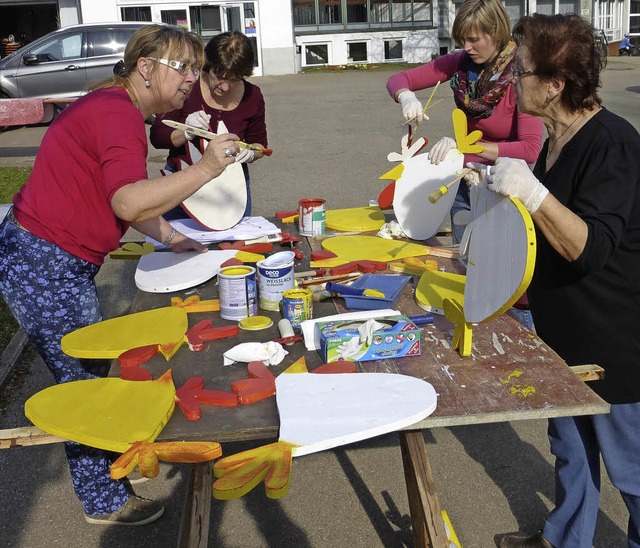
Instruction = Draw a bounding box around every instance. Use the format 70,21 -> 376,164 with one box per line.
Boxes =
298,198 -> 326,236
218,265 -> 257,321
257,251 -> 295,311
280,288 -> 313,329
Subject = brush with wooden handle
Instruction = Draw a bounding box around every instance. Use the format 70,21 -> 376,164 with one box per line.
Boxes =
428,168 -> 473,204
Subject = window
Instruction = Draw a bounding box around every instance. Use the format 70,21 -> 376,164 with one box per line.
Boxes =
89,30 -> 134,57
190,6 -> 222,33
347,0 -> 368,23
305,43 -> 329,64
319,0 -> 342,24
384,38 -> 403,59
31,32 -> 83,62
630,0 -> 640,34
536,0 -> 555,16
371,0 -> 391,23
347,41 -> 368,61
293,0 -> 316,25
503,0 -> 523,25
121,7 -> 152,22
559,0 -> 579,14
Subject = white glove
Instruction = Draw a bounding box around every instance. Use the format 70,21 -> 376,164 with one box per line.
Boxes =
458,162 -> 487,187
487,157 -> 549,214
428,136 -> 457,165
184,110 -> 211,141
235,147 -> 255,164
397,90 -> 427,122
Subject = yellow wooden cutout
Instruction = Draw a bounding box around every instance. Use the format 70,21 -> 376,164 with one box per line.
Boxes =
415,269 -> 466,315
109,242 -> 155,260
442,509 -> 462,548
312,235 -> 434,268
452,108 -> 484,154
158,337 -> 185,361
25,370 -> 176,453
379,163 -> 405,181
443,298 -> 472,356
61,307 -> 188,359
111,440 -> 222,479
213,440 -> 296,500
325,206 -> 385,232
234,251 -> 265,263
282,356 -> 308,374
171,295 -> 221,313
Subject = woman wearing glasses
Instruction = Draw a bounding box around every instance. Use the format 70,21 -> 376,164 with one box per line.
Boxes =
387,0 -> 542,244
0,24 -> 238,526
151,31 -> 268,218
483,14 -> 640,547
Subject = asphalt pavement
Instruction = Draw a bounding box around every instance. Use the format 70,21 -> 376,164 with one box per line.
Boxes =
1,56 -> 639,548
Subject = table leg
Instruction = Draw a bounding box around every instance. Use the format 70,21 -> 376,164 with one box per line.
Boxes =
178,462 -> 213,548
399,430 -> 448,548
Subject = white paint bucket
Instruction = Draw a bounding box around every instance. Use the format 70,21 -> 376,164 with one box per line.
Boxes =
298,198 -> 326,236
257,251 -> 295,311
218,265 -> 257,321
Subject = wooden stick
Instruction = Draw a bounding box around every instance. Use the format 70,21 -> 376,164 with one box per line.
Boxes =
422,80 -> 441,114
298,272 -> 362,287
428,169 -> 472,204
0,426 -> 66,449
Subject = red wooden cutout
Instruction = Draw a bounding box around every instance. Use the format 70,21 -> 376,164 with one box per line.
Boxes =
176,376 -> 239,421
221,257 -> 244,268
275,210 -> 298,218
231,378 -> 276,405
311,250 -> 338,261
312,362 -> 357,374
118,345 -> 159,368
329,262 -> 359,275
356,260 -> 387,273
247,361 -> 275,380
120,366 -> 153,381
377,181 -> 396,210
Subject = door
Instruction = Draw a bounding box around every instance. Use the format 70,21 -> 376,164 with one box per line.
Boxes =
222,4 -> 243,32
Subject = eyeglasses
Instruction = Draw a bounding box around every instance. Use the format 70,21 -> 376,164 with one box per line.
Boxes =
147,58 -> 200,79
210,72 -> 242,84
511,68 -> 537,79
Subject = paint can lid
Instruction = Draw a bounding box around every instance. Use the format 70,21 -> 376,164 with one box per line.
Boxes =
239,316 -> 274,331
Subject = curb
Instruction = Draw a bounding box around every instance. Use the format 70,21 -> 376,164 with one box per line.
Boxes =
0,329 -> 29,390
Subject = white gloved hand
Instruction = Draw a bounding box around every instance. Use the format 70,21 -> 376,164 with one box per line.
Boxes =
458,162 -> 487,187
397,90 -> 428,122
428,136 -> 457,165
235,147 -> 255,164
184,110 -> 211,141
487,157 -> 549,214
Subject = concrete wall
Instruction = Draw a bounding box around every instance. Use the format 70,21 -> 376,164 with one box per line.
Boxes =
258,0 -> 296,75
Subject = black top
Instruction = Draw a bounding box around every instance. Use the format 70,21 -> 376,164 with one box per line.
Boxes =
529,108 -> 640,404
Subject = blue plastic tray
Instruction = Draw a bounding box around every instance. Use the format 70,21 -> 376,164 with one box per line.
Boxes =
343,274 -> 411,311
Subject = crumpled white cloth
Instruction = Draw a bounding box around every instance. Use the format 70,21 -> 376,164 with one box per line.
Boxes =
377,220 -> 407,240
223,341 -> 288,366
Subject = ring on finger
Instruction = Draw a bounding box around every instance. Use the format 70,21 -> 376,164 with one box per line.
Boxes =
224,147 -> 235,158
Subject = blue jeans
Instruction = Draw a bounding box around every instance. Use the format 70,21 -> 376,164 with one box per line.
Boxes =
543,404 -> 640,547
162,162 -> 251,220
450,184 -> 470,245
0,213 -> 130,515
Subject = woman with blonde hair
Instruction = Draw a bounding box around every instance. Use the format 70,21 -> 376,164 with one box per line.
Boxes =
0,24 -> 239,526
387,0 -> 542,243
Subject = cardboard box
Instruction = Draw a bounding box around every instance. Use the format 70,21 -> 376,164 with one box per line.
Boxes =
316,314 -> 421,363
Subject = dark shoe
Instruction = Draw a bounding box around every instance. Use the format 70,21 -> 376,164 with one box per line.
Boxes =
84,496 -> 164,526
499,531 -> 554,548
126,469 -> 151,485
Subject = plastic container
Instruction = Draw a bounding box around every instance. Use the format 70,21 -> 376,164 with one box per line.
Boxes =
342,274 -> 411,311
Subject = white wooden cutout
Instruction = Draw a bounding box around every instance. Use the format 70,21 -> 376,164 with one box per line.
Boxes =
464,184 -> 535,323
180,120 -> 247,231
135,249 -> 238,293
393,149 -> 464,240
276,372 -> 437,457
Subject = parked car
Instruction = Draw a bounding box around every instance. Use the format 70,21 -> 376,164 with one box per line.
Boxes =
0,22 -> 149,100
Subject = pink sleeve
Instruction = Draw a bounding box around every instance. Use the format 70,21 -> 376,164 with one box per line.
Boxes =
496,112 -> 543,164
386,52 -> 465,100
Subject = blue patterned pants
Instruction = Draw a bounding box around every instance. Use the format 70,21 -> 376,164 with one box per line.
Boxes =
0,214 -> 130,515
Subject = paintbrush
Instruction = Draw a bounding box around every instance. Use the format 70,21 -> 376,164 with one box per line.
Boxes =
163,120 -> 273,156
428,169 -> 472,204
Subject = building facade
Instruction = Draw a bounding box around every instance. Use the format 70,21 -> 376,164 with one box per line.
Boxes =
0,0 -> 636,72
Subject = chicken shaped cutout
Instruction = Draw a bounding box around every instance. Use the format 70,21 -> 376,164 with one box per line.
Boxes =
212,357 -> 437,500
379,108 -> 483,240
25,370 -> 222,479
176,120 -> 247,231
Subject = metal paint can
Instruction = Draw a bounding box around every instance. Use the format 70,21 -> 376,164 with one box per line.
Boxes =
257,251 -> 295,311
280,288 -> 313,329
298,198 -> 326,236
218,265 -> 257,321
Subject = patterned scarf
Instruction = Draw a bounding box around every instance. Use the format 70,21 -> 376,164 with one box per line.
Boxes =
450,40 -> 517,119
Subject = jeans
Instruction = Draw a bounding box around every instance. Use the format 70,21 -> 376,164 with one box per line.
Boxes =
0,213 -> 130,515
543,403 -> 640,548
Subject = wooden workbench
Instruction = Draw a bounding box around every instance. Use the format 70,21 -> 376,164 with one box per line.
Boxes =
119,225 -> 608,548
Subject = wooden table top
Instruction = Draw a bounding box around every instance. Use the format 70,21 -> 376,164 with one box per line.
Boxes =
116,223 -> 608,444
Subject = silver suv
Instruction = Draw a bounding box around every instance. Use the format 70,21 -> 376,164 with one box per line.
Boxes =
0,22 -> 148,99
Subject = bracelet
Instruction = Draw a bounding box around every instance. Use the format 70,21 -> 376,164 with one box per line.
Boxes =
162,228 -> 177,246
